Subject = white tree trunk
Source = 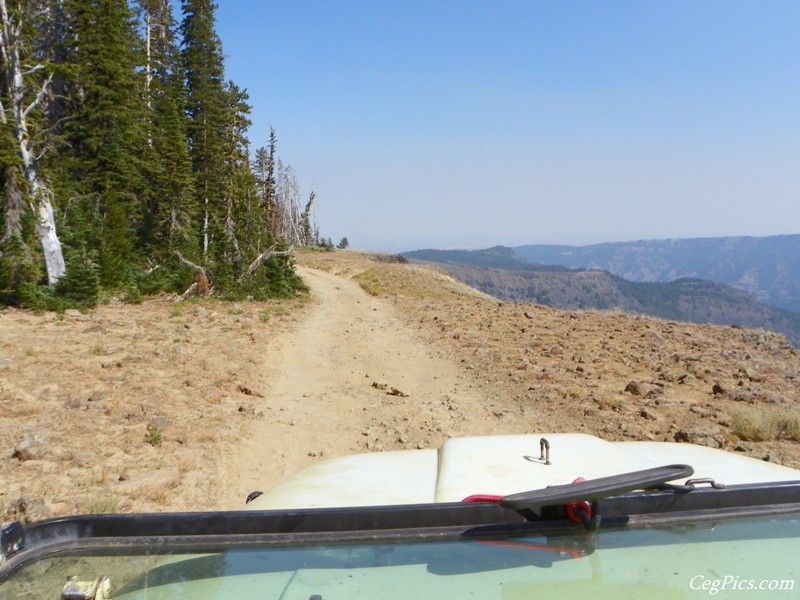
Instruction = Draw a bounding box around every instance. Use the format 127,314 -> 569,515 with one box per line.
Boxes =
35,199 -> 65,284
144,11 -> 152,111
0,0 -> 66,284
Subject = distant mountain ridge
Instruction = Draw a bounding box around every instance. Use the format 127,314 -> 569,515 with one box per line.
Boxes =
402,244 -> 800,347
514,235 -> 800,314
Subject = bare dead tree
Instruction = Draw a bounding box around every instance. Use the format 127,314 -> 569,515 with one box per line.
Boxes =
275,160 -> 303,245
0,0 -> 66,284
301,189 -> 316,246
236,243 -> 295,284
175,251 -> 212,299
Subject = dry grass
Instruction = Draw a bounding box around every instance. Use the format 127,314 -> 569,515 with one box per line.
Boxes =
354,263 -> 490,301
732,408 -> 800,442
143,486 -> 170,505
0,294 -> 310,523
85,497 -> 120,515
775,411 -> 800,441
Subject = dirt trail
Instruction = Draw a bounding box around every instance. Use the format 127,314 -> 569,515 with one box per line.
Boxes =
218,267 -> 488,508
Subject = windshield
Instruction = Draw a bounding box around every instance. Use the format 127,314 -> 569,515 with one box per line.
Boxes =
2,512 -> 797,599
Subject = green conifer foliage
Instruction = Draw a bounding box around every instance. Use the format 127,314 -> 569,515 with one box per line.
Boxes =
1,0 -> 311,307
138,0 -> 196,261
0,233 -> 40,305
253,129 -> 278,242
180,0 -> 227,260
219,82 -> 253,277
60,0 -> 150,286
53,244 -> 100,307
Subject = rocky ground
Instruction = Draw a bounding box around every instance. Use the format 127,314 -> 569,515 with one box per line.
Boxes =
2,250 -> 799,525
304,251 -> 800,464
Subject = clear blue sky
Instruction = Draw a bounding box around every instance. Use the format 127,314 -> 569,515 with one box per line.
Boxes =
210,0 -> 800,252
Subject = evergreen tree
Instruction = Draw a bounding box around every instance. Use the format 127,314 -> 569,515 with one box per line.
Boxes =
53,244 -> 100,307
219,81 -> 253,282
151,65 -> 196,258
180,0 -> 227,260
0,121 -> 23,245
253,128 -> 277,247
58,0 -> 151,286
136,0 -> 195,260
1,0 -> 310,307
180,1 -> 302,297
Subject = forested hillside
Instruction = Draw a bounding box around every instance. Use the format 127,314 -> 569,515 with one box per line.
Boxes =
0,0 -> 318,309
515,236 -> 800,314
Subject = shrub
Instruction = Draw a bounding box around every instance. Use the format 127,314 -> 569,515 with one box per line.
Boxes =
732,408 -> 800,442
144,425 -> 163,446
731,409 -> 774,442
775,411 -> 800,441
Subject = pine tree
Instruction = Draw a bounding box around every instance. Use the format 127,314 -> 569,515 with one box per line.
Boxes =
58,0 -> 151,286
219,81 -> 253,281
253,128 -> 277,248
35,0 -> 70,129
180,0 -> 227,260
179,1 -> 302,297
0,170 -> 41,304
152,65 -> 196,258
2,0 -> 310,306
136,0 -> 195,260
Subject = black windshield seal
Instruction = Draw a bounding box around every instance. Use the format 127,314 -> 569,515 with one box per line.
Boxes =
2,479 -> 799,584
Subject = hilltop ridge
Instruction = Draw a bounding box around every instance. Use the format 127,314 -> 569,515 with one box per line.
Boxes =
1,249 -> 799,525
403,244 -> 800,346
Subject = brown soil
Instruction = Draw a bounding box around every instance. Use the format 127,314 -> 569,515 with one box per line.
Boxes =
2,250 -> 799,525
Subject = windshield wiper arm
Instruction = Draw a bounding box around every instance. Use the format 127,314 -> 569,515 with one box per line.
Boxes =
0,522 -> 24,565
500,464 -> 694,513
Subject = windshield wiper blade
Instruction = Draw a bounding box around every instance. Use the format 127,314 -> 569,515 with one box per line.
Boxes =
500,464 -> 694,512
